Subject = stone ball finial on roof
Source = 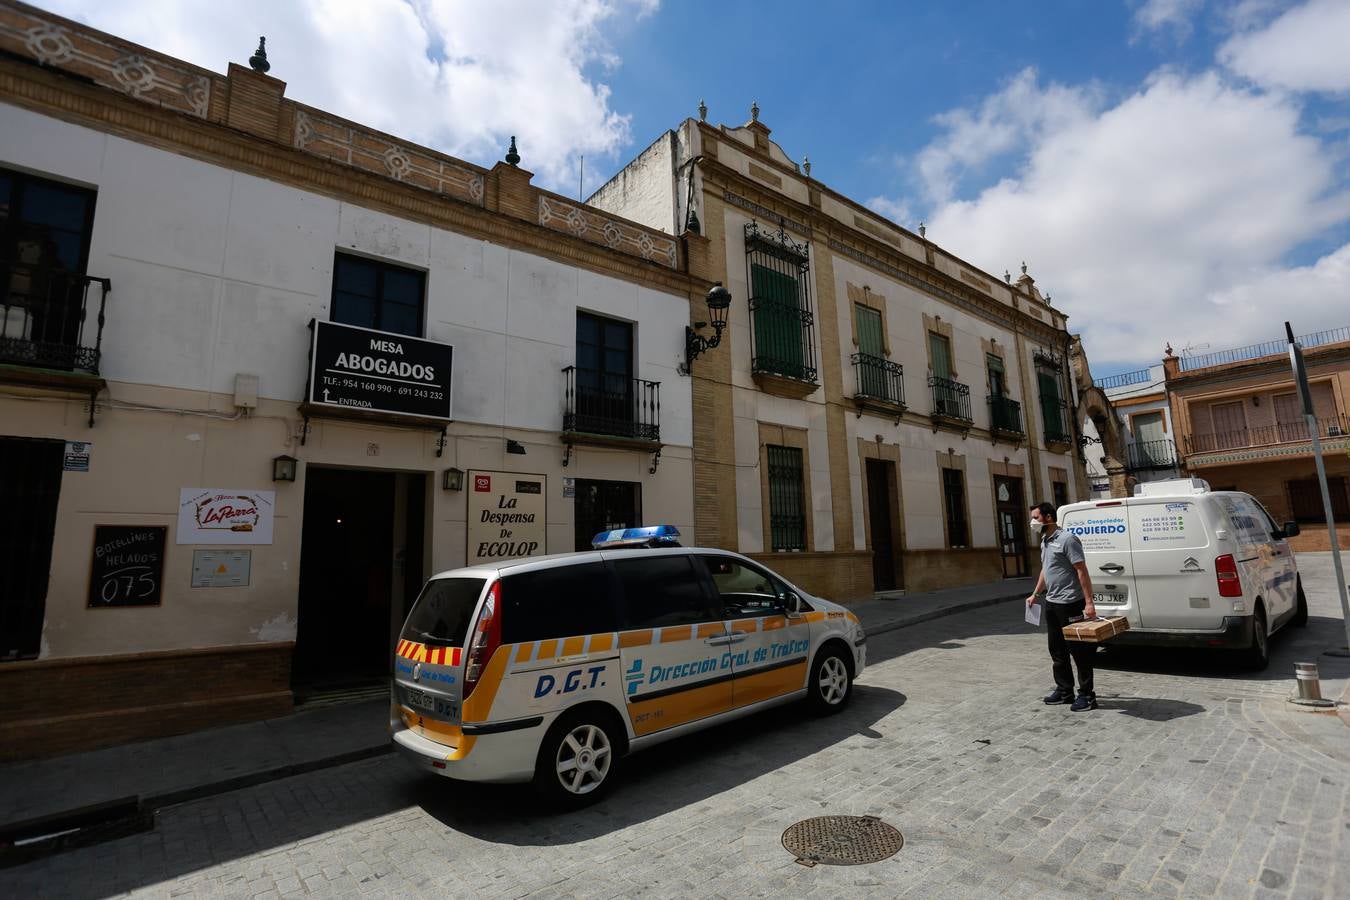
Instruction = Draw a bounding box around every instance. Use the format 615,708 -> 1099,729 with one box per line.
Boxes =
249,36 -> 270,74
1021,261 -> 1028,275
803,156 -> 811,177
751,100 -> 759,123
1165,342 -> 1175,358
919,222 -> 926,238
1005,270 -> 1011,283
505,135 -> 520,167
698,99 -> 707,122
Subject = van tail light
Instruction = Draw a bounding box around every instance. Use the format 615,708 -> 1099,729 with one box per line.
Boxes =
463,580 -> 501,699
1215,555 -> 1243,598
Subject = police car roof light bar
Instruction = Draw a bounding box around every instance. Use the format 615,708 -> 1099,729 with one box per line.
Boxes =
591,524 -> 682,550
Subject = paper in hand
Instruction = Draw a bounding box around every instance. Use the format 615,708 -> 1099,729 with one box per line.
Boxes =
1025,602 -> 1042,627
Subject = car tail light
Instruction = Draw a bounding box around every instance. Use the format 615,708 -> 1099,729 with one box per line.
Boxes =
463,580 -> 501,699
1215,555 -> 1242,598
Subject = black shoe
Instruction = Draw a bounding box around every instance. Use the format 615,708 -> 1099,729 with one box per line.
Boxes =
1070,695 -> 1098,712
1043,689 -> 1073,705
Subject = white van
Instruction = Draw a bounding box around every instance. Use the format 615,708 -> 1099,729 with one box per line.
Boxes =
1058,478 -> 1306,669
389,526 -> 866,805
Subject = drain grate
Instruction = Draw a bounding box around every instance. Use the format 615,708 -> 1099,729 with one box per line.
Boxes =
781,815 -> 903,867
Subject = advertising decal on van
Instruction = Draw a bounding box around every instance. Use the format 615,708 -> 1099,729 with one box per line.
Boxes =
1067,515 -> 1127,551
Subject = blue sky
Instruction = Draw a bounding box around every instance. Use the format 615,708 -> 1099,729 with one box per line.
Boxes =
43,1 -> 1350,374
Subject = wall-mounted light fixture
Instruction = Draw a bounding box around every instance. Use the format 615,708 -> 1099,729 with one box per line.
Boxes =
1252,395 -> 1261,407
272,455 -> 298,482
506,439 -> 527,455
442,467 -> 464,491
679,282 -> 733,376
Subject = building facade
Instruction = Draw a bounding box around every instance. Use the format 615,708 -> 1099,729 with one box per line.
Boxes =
590,111 -> 1090,598
1081,363 -> 1180,499
1164,329 -> 1350,552
0,3 -> 712,759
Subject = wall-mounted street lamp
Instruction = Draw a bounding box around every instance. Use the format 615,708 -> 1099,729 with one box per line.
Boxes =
442,467 -> 464,491
272,454 -> 298,482
679,282 -> 732,376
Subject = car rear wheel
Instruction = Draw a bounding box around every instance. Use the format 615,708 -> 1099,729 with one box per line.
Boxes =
1243,605 -> 1270,671
533,709 -> 620,807
1293,580 -> 1308,627
807,647 -> 853,715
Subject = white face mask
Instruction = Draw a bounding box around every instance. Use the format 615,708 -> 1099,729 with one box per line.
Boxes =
1029,519 -> 1044,536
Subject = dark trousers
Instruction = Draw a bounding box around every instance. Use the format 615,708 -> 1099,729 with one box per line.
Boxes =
1044,598 -> 1095,698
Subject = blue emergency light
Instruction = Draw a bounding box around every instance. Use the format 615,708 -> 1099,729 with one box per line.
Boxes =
591,524 -> 682,550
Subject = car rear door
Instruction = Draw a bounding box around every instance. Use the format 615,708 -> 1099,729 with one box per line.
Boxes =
1126,498 -> 1223,629
609,553 -> 735,737
393,576 -> 485,743
1059,502 -> 1139,626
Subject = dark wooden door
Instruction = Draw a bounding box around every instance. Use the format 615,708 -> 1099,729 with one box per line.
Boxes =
994,476 -> 1028,578
0,437 -> 64,660
866,459 -> 899,591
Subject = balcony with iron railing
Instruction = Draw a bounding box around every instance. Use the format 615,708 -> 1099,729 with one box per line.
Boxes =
929,376 -> 972,429
1,263 -> 110,376
1125,438 -> 1179,472
852,352 -> 905,415
561,366 -> 662,469
987,395 -> 1024,440
1185,414 -> 1350,458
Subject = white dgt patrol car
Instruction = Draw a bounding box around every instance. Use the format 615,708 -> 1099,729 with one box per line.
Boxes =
1058,478 -> 1305,669
390,526 -> 867,805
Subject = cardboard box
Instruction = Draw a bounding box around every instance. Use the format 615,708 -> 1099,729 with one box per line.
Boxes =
1062,616 -> 1130,643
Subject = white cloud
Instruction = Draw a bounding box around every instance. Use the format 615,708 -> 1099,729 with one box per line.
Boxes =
902,69 -> 1350,370
43,0 -> 654,190
1132,0 -> 1205,39
864,195 -> 915,229
1219,0 -> 1350,93
914,68 -> 1101,205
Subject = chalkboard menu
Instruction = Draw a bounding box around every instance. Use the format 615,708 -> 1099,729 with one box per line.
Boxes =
88,526 -> 167,608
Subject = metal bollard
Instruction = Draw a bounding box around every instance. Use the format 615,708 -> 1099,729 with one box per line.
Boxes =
1289,661 -> 1335,708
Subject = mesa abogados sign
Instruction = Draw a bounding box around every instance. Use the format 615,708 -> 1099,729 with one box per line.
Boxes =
307,320 -> 454,421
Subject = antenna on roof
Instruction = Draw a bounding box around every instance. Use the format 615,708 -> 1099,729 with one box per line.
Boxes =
1180,341 -> 1211,357
579,155 -> 584,200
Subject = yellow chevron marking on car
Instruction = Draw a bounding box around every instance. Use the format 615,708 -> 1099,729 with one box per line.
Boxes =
619,629 -> 653,648
659,625 -> 692,643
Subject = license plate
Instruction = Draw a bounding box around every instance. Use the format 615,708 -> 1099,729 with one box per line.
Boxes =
1094,591 -> 1126,605
402,686 -> 458,719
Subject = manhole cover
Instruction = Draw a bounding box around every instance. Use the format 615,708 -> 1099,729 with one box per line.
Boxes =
781,815 -> 903,867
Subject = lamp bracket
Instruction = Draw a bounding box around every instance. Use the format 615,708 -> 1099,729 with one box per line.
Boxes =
435,427 -> 447,458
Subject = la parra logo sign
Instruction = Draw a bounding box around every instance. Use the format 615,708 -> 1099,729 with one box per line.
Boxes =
307,320 -> 454,420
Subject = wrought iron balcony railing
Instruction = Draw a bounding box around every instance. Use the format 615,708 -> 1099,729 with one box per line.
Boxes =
929,376 -> 972,422
852,352 -> 904,407
987,395 -> 1024,436
562,366 -> 660,442
1,263 -> 110,374
1186,414 -> 1350,454
1125,438 -> 1178,471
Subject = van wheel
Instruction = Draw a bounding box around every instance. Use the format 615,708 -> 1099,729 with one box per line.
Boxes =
533,710 -> 620,807
1243,605 -> 1270,671
807,647 -> 853,715
1293,580 -> 1308,627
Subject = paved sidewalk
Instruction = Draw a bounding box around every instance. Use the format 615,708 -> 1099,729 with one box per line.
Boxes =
0,574 -> 1031,841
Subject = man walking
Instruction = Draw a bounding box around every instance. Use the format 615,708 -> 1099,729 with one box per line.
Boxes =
1026,501 -> 1098,711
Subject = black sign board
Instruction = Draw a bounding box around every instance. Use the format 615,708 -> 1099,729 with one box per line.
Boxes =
88,525 -> 167,608
307,320 -> 454,421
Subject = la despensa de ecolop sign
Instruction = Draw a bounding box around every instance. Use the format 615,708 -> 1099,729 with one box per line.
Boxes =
308,320 -> 454,420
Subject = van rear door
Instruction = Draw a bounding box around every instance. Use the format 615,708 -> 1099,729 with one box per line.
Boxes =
394,576 -> 485,742
1126,499 -> 1223,629
1060,502 -> 1138,627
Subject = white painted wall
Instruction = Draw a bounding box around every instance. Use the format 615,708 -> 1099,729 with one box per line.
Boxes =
585,131 -> 677,234
0,103 -> 693,448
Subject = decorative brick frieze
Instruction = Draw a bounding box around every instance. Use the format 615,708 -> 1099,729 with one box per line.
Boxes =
538,195 -> 679,269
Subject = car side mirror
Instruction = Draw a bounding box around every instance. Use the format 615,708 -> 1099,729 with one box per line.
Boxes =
782,592 -> 804,617
1283,521 -> 1300,538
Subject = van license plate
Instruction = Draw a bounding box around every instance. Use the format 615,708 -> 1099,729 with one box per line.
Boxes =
1094,591 -> 1126,605
403,687 -> 458,719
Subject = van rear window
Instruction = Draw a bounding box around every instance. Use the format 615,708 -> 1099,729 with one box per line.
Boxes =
401,577 -> 485,647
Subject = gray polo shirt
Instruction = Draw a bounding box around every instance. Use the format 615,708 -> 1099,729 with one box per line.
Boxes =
1041,527 -> 1086,604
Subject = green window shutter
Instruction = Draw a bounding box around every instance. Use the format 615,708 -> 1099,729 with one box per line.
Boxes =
751,264 -> 804,379
1038,370 -> 1064,440
929,333 -> 952,380
855,305 -> 885,397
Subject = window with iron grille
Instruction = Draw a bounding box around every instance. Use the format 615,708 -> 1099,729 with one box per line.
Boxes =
746,222 -> 817,383
942,467 -> 969,548
766,445 -> 806,551
1037,364 -> 1069,443
1288,477 -> 1350,523
331,253 -> 426,337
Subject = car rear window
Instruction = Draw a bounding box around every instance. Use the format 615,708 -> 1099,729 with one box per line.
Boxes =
400,577 -> 485,647
500,562 -> 620,643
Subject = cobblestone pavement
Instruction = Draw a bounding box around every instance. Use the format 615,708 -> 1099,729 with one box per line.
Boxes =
4,572 -> 1347,899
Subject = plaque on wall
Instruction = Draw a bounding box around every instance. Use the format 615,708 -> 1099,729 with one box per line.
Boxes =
88,525 -> 167,608
306,320 -> 454,421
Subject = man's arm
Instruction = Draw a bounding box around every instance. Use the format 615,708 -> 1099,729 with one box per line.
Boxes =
1027,570 -> 1046,608
1074,561 -> 1096,618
